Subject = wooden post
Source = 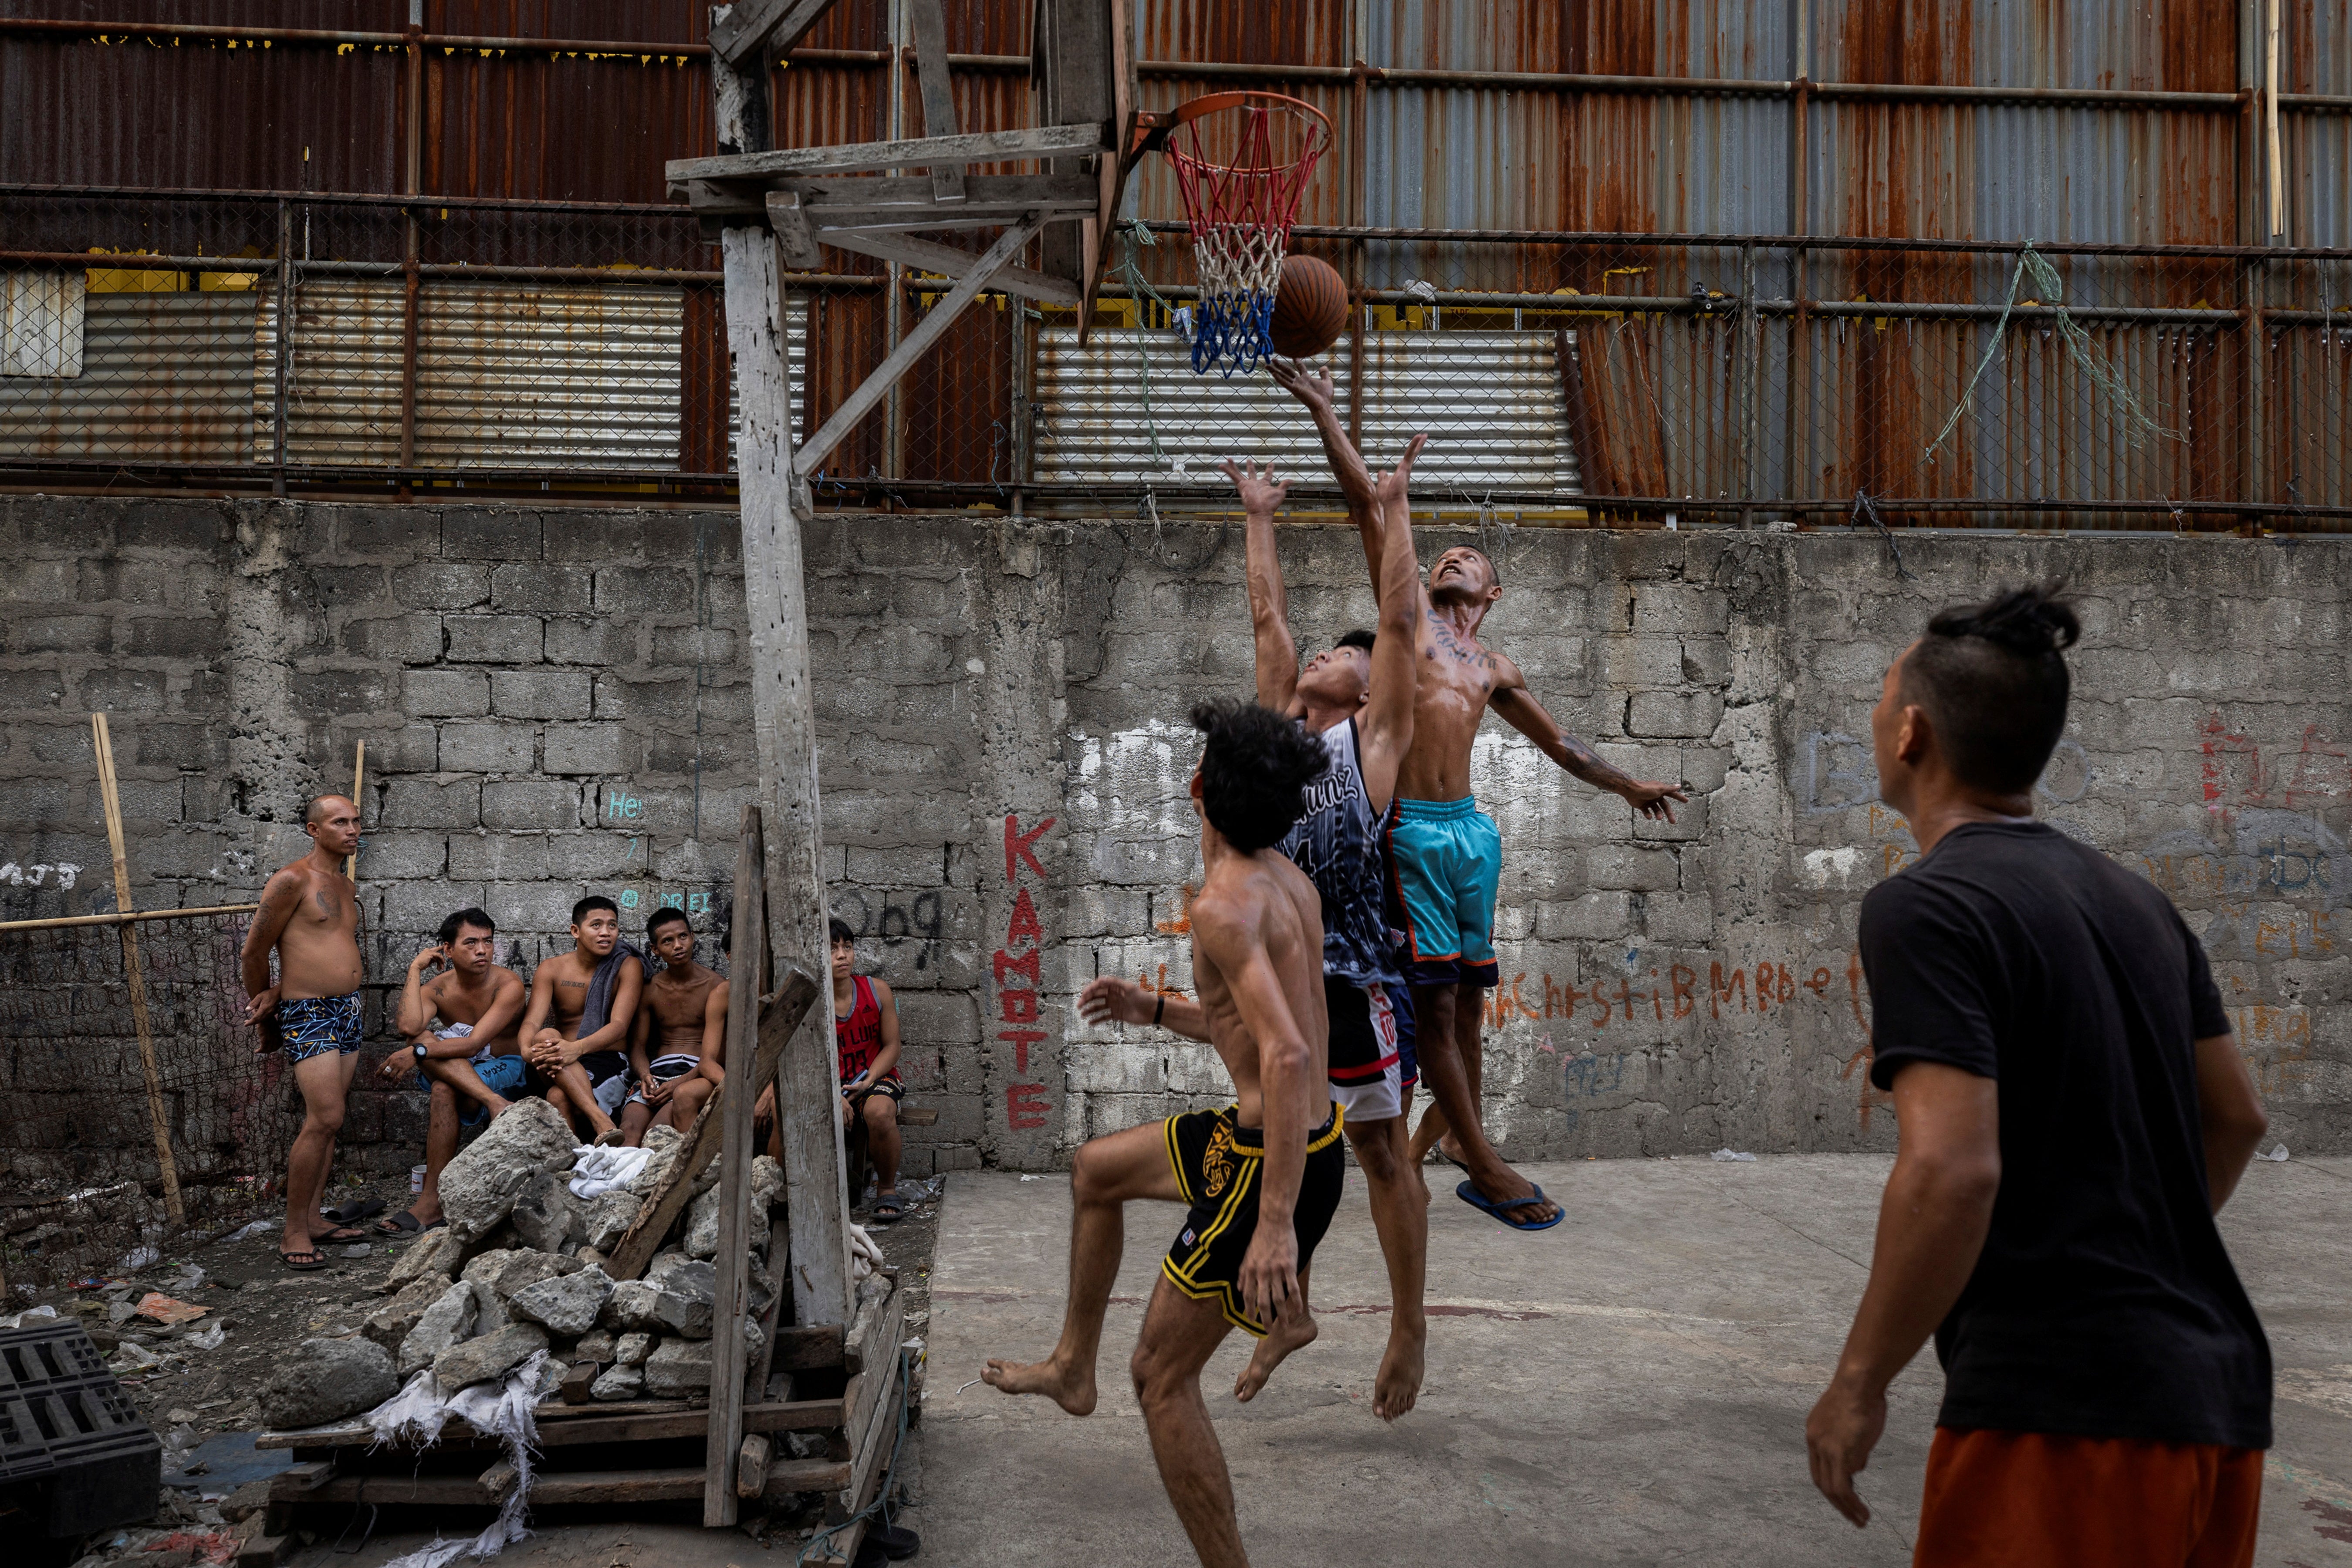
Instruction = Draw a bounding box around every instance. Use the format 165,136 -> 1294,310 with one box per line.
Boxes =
344,740 -> 365,879
91,713 -> 184,1226
713,3 -> 857,1332
703,804 -> 766,1527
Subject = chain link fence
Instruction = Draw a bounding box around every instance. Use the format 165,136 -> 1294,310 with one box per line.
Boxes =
1,188 -> 2347,529
0,910 -> 296,1294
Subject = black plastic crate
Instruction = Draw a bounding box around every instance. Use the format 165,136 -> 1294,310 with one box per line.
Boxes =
0,1323 -> 160,1537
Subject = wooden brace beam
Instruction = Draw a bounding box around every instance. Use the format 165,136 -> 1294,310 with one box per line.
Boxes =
906,0 -> 963,202
708,0 -> 840,69
668,122 -> 1108,186
808,222 -> 1081,304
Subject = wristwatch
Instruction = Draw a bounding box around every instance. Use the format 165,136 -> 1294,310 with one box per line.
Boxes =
413,1041 -> 430,1062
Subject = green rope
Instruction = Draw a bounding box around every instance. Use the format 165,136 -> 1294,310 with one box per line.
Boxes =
1115,220 -> 1180,466
1922,241 -> 2180,468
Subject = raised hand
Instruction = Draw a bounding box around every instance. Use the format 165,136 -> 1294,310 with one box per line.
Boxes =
1375,433 -> 1428,511
1622,780 -> 1690,822
1219,458 -> 1290,514
1076,976 -> 1155,1027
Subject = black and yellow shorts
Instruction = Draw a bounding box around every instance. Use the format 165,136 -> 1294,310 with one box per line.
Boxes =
1160,1102 -> 1346,1338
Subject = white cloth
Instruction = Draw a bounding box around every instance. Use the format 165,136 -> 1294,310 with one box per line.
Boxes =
566,1144 -> 651,1200
848,1222 -> 885,1281
366,1350 -> 547,1568
434,1021 -> 492,1065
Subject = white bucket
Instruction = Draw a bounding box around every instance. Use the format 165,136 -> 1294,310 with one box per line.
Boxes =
410,1163 -> 427,1194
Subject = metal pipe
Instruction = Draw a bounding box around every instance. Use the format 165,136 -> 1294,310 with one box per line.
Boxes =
271,200 -> 291,496
398,15 -> 422,476
0,18 -> 710,57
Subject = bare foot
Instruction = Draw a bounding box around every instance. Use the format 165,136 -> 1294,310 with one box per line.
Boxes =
1233,1308 -> 1318,1402
982,1354 -> 1097,1416
1373,1324 -> 1425,1422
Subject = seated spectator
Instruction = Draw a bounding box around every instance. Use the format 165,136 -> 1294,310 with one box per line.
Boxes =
519,895 -> 644,1145
619,907 -> 727,1147
374,907 -> 527,1234
830,917 -> 909,1223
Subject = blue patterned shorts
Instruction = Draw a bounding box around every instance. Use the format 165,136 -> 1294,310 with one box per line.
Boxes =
279,992 -> 363,1063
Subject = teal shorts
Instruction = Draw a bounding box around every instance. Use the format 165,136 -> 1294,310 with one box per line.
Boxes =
1384,797 -> 1502,989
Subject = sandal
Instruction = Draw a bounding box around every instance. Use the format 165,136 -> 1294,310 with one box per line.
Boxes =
871,1193 -> 906,1224
279,1248 -> 328,1271
319,1196 -> 386,1225
375,1210 -> 444,1237
316,1226 -> 368,1244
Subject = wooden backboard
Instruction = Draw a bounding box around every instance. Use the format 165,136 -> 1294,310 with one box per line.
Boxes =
1030,0 -> 1139,341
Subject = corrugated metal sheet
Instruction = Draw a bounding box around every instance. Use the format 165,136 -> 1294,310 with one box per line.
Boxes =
1033,325 -> 1579,499
255,277 -> 696,467
0,290 -> 255,462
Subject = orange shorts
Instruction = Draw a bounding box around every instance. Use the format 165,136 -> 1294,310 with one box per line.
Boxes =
1915,1426 -> 2263,1568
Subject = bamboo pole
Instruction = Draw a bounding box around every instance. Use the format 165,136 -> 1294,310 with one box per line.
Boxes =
345,739 -> 366,879
0,902 -> 259,933
2266,0 -> 2284,239
91,713 -> 186,1226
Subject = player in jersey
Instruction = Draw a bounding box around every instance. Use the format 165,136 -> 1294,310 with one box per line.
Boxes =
830,916 -> 909,1222
1078,429 -> 1431,1422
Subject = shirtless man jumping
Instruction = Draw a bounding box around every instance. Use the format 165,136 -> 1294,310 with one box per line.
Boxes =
1273,362 -> 1689,1232
375,906 -> 527,1234
987,701 -> 1340,1568
241,794 -> 367,1271
517,896 -> 642,1145
619,907 -> 724,1147
1079,430 -> 1431,1421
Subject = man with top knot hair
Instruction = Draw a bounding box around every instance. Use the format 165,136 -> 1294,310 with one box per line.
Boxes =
1806,584 -> 2273,1568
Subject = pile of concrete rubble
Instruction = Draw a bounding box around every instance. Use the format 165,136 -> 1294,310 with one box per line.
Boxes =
258,1099 -> 781,1430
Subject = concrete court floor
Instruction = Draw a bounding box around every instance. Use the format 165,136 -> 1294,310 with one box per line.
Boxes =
903,1154 -> 2352,1568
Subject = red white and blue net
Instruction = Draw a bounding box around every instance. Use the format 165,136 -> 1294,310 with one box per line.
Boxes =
1164,94 -> 1331,377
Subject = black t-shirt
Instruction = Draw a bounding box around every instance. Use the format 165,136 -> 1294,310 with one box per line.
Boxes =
1862,821 -> 2271,1449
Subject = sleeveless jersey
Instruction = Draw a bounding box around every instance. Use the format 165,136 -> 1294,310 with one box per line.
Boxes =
833,974 -> 897,1085
1277,718 -> 1401,987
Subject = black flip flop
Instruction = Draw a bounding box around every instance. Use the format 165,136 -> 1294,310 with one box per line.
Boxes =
316,1226 -> 368,1244
279,1249 -> 328,1271
319,1196 -> 386,1225
870,1522 -> 920,1560
871,1194 -> 906,1224
375,1210 -> 443,1237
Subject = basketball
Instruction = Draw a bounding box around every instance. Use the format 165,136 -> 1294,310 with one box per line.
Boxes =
1270,254 -> 1350,359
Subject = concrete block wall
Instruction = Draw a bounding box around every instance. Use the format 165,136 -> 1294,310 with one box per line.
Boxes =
3,496 -> 2345,1171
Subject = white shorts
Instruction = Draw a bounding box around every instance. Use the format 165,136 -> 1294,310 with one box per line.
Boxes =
1330,1054 -> 1404,1124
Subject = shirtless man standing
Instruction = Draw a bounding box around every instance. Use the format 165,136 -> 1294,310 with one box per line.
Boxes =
987,701 -> 1340,1568
1273,363 -> 1689,1231
1078,431 -> 1431,1422
241,794 -> 367,1271
375,906 -> 527,1234
517,896 -> 642,1145
619,907 -> 724,1146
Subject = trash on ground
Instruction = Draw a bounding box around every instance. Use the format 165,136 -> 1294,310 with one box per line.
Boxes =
2256,1144 -> 2290,1162
186,1321 -> 227,1351
1710,1149 -> 1758,1162
136,1293 -> 211,1325
0,1304 -> 59,1329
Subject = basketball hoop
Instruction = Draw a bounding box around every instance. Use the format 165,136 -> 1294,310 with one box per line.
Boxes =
1159,91 -> 1331,376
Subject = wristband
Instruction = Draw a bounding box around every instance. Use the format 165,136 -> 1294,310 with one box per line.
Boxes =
1152,994 -> 1166,1027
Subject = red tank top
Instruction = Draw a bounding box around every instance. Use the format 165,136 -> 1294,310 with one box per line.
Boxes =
834,975 -> 894,1084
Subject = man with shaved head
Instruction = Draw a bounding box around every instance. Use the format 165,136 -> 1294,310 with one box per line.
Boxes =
240,791 -> 368,1270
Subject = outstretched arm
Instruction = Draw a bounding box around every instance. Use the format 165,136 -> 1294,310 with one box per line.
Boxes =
1489,662 -> 1688,821
1077,976 -> 1211,1042
1355,435 -> 1428,814
1223,459 -> 1300,715
1268,359 -> 1389,591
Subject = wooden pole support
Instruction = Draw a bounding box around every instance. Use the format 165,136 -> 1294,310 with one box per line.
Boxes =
704,802 -> 768,1527
344,740 -> 365,879
92,713 -> 184,1227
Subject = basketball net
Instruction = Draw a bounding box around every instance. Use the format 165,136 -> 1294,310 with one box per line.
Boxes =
1165,94 -> 1330,376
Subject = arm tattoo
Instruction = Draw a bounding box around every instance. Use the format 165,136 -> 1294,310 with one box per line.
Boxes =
1556,731 -> 1637,790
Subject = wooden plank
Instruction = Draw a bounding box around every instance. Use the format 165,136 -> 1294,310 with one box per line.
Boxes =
255,1396 -> 848,1454
605,967 -> 818,1281
736,1433 -> 771,1498
90,713 -> 182,1226
767,190 -> 822,271
704,806 -> 769,1527
793,212 -> 1046,477
668,122 -> 1107,186
266,1461 -> 335,1500
679,171 -> 1098,217
557,1361 -> 598,1405
771,1323 -> 846,1372
478,1458 -> 519,1501
906,0 -> 964,202
828,1335 -> 903,1526
746,1209 -> 793,1398
297,1468 -> 718,1507
235,1535 -> 291,1568
757,1456 -> 854,1500
814,227 -> 1081,305
729,191 -> 856,1345
708,0 -> 839,68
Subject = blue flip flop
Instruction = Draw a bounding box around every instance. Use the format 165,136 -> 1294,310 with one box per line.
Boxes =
1456,1179 -> 1564,1232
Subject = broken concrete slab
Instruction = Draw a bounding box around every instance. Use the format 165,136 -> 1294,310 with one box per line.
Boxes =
362,1275 -> 453,1355
508,1267 -> 615,1337
641,1336 -> 712,1398
439,1098 -> 579,1241
395,1281 -> 478,1380
260,1338 -> 398,1429
433,1322 -> 549,1393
